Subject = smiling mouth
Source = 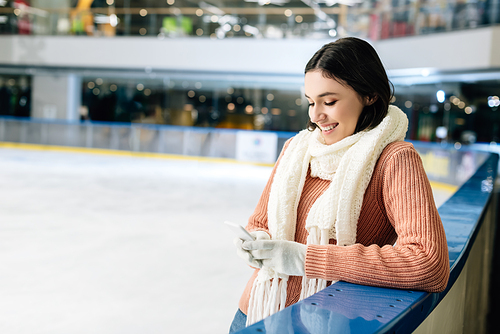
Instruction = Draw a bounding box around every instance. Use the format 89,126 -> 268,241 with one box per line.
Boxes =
319,123 -> 338,131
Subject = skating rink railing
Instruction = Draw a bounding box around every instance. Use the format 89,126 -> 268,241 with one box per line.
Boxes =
237,152 -> 498,334
1,117 -> 499,333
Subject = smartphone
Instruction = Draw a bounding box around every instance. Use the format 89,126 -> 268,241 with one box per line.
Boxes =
224,221 -> 255,242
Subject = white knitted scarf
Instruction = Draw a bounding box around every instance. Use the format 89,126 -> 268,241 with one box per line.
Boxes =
246,105 -> 408,325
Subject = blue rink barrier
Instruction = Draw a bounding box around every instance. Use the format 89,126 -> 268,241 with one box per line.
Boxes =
237,152 -> 499,334
0,117 -> 499,333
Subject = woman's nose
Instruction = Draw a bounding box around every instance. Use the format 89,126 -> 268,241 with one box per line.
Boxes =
310,106 -> 325,123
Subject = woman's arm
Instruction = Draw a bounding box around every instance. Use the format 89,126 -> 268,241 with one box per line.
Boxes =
305,146 -> 450,292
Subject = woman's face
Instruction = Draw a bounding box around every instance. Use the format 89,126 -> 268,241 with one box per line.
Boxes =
305,70 -> 367,145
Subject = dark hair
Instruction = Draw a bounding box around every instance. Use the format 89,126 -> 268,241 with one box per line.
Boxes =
305,37 -> 393,133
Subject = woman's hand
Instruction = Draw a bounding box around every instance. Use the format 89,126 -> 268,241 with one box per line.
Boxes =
242,240 -> 306,276
234,231 -> 271,268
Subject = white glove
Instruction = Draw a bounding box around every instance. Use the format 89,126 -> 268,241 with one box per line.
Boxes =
242,240 -> 306,276
234,231 -> 271,268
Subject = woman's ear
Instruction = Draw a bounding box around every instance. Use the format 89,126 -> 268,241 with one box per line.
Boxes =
364,95 -> 378,106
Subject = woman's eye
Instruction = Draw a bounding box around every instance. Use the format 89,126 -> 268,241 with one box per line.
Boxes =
308,103 -> 315,107
325,101 -> 337,106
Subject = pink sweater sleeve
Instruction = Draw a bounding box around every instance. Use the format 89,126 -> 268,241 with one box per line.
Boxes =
305,146 -> 450,292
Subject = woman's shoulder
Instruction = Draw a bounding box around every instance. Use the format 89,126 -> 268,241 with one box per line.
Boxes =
380,141 -> 416,159
374,141 -> 420,173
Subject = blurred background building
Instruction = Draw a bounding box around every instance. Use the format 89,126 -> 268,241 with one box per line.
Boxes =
0,0 -> 499,145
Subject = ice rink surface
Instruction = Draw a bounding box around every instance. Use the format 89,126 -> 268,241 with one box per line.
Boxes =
0,147 -> 453,334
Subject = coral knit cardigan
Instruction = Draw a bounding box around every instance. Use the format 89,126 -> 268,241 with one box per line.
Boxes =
238,140 -> 450,315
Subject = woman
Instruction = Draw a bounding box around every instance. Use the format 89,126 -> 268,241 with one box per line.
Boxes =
229,37 -> 450,332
